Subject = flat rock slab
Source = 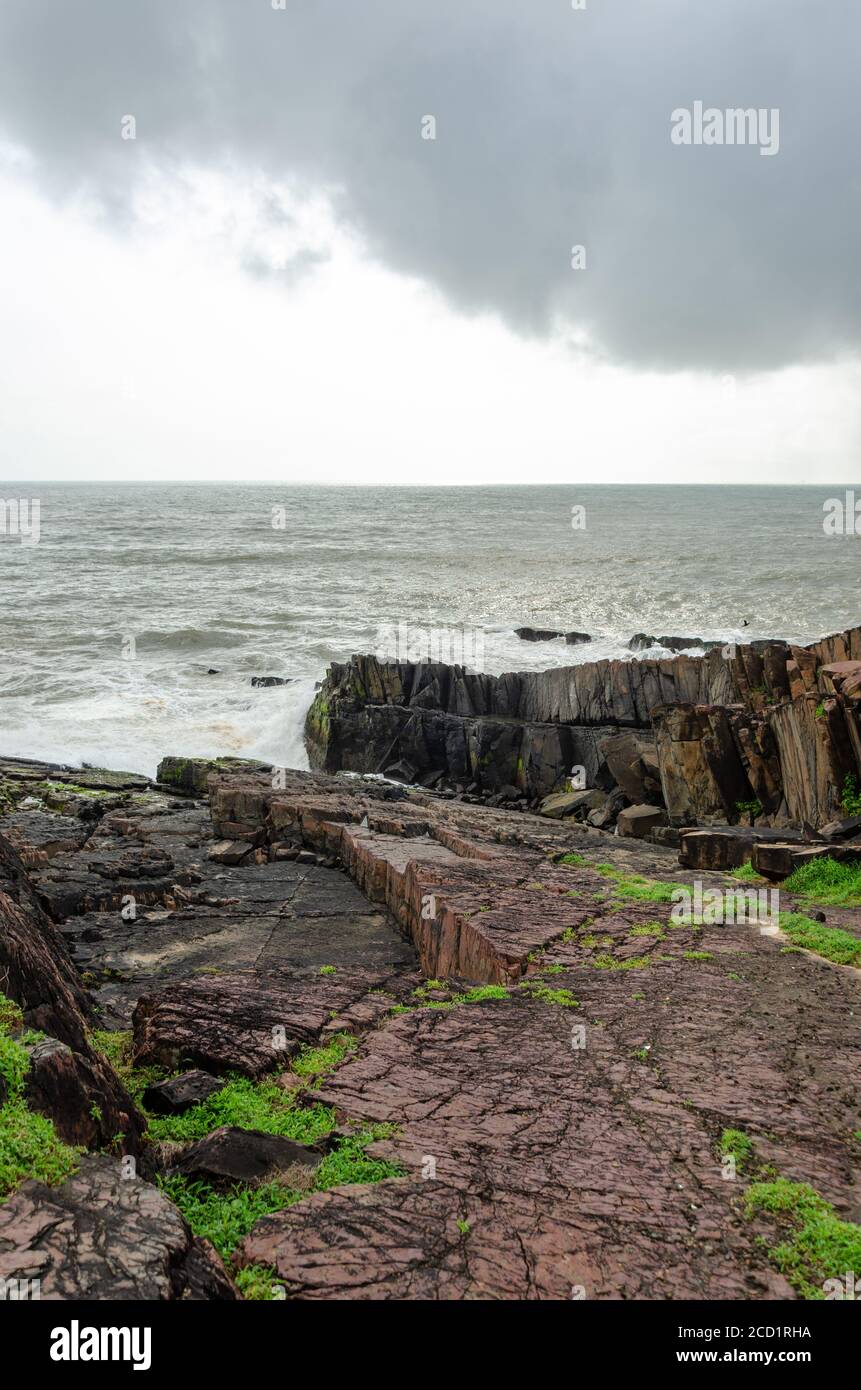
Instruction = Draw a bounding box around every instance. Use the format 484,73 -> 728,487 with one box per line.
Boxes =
239,910 -> 861,1298
132,966 -> 418,1076
0,1156 -> 237,1300
61,860 -> 416,1026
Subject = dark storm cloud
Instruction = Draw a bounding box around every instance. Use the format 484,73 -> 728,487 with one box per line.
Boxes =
0,0 -> 857,371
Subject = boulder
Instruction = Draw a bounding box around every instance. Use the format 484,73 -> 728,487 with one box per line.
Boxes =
587,787 -> 626,829
514,627 -> 562,642
617,805 -> 667,839
564,631 -> 592,645
156,756 -> 272,797
0,888 -> 144,1152
538,789 -> 605,820
753,840 -> 861,882
143,1070 -> 226,1116
0,1156 -> 237,1300
600,731 -> 662,806
208,839 -> 254,866
24,1037 -> 144,1151
169,1126 -> 321,1187
819,816 -> 861,842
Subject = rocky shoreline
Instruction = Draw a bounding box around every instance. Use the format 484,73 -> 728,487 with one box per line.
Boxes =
1,628 -> 860,1301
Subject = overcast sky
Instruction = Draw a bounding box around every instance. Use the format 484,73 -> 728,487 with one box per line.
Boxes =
0,0 -> 858,484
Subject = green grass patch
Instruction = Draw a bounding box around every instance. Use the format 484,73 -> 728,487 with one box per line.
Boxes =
0,995 -> 23,1033
519,983 -> 578,1008
90,1029 -> 168,1108
0,1099 -> 81,1199
727,862 -> 762,882
590,954 -> 650,972
683,950 -> 714,962
778,912 -> 861,966
0,1003 -> 79,1200
559,853 -> 587,867
160,1126 -> 403,1259
841,774 -> 861,817
146,1076 -> 338,1145
744,1179 -> 861,1300
720,1128 -> 754,1172
291,1032 -> 358,1078
630,922 -> 665,939
782,856 -> 861,908
234,1265 -> 281,1300
593,864 -> 686,904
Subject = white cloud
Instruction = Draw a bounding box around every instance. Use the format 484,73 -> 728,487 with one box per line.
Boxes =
1,162 -> 859,485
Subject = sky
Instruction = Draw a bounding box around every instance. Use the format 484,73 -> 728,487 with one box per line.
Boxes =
0,0 -> 859,485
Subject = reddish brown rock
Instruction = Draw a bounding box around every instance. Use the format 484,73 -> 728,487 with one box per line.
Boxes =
132,966 -> 412,1075
0,1156 -> 237,1300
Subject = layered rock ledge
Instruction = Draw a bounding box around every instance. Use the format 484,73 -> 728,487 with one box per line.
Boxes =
305,625 -> 861,837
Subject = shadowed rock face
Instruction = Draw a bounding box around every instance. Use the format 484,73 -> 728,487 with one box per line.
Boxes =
0,1157 -> 237,1300
305,626 -> 861,834
0,882 -> 145,1153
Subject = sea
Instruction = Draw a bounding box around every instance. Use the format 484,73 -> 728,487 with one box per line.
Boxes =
0,483 -> 858,779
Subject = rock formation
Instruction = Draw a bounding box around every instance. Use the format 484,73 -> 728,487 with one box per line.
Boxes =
305,626 -> 861,840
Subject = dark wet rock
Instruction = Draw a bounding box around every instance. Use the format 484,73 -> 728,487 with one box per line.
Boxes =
169,1126 -> 321,1187
678,825 -> 804,872
820,815 -> 861,842
564,631 -> 592,645
0,859 -> 146,1152
600,731 -> 663,806
251,676 -> 291,688
60,858 -> 416,1027
650,824 -> 680,847
587,786 -> 626,829
143,1070 -> 226,1116
628,632 -> 719,652
30,841 -> 201,921
0,1156 -> 237,1300
0,812 -> 90,868
24,1036 -> 144,1151
514,627 -> 563,641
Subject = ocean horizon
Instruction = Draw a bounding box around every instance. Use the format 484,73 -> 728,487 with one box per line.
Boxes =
1,482 -> 858,778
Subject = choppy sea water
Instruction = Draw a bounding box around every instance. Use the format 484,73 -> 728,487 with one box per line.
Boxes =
0,483 -> 858,778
